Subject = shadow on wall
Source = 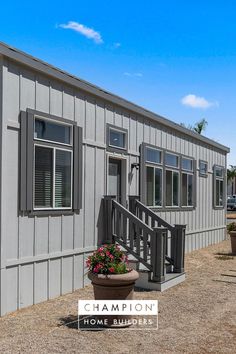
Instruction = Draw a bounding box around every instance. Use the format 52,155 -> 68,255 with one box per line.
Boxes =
97,199 -> 104,246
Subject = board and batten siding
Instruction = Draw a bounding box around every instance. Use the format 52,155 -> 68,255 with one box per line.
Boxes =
0,58 -> 227,315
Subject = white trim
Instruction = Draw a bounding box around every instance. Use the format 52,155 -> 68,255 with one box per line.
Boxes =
181,172 -> 194,207
108,126 -> 127,150
165,152 -> 179,168
146,164 -> 163,208
146,146 -> 162,165
166,169 -> 180,207
199,160 -> 208,176
106,152 -> 128,205
181,157 -> 193,172
34,115 -> 73,147
33,144 -> 73,210
6,245 -> 97,268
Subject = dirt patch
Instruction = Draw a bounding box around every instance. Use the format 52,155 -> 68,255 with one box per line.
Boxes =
227,213 -> 236,219
0,240 -> 235,353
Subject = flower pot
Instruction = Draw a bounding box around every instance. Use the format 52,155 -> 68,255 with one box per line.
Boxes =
229,231 -> 236,254
88,269 -> 139,328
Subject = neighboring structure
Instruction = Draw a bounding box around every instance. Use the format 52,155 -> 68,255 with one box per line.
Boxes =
227,176 -> 236,196
0,42 -> 229,316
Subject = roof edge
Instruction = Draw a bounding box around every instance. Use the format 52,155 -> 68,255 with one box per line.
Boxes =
0,41 -> 230,153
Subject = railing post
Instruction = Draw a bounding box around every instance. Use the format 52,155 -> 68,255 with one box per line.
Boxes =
103,196 -> 116,244
151,227 -> 167,282
171,224 -> 186,273
129,195 -> 139,216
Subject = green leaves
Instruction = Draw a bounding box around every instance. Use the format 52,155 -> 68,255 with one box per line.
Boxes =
86,244 -> 129,275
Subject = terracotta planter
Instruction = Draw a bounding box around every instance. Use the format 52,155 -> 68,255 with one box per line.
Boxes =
88,269 -> 139,327
229,231 -> 236,254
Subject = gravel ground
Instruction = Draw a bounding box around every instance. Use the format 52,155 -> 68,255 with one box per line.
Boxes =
0,239 -> 235,354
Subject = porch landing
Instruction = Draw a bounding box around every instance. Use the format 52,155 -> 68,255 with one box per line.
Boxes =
128,258 -> 185,291
135,271 -> 186,291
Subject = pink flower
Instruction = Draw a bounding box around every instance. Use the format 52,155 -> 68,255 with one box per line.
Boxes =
106,251 -> 110,256
109,267 -> 115,273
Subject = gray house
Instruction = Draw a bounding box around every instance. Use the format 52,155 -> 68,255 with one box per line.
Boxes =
0,42 -> 229,316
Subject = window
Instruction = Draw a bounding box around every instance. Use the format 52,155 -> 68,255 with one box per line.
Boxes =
199,160 -> 208,177
146,148 -> 162,164
182,158 -> 193,171
166,170 -> 179,206
20,110 -> 83,213
182,173 -> 193,206
146,166 -> 162,206
181,157 -> 194,207
34,118 -> 73,210
214,165 -> 224,208
108,125 -> 127,151
34,147 -> 72,209
142,143 -> 195,209
144,146 -> 162,207
34,146 -> 53,208
165,153 -> 179,168
34,118 -> 71,145
165,152 -> 180,207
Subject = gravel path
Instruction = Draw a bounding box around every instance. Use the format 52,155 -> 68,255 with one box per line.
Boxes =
0,239 -> 235,354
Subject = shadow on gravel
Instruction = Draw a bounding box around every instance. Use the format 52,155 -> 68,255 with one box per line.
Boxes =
214,252 -> 236,260
134,287 -> 153,292
59,315 -> 78,329
59,315 -> 105,331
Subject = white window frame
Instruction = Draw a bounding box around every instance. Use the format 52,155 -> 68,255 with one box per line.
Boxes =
199,160 -> 208,177
165,152 -> 179,168
142,143 -> 196,210
182,157 -> 193,172
181,172 -> 194,207
106,152 -> 128,206
34,115 -> 73,147
165,169 -> 180,207
33,144 -> 73,211
214,165 -> 225,208
146,164 -> 163,207
108,126 -> 127,150
146,147 -> 162,164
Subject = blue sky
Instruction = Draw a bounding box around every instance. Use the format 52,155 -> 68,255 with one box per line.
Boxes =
0,0 -> 235,165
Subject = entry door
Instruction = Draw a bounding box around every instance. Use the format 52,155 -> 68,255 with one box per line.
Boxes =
108,158 -> 122,203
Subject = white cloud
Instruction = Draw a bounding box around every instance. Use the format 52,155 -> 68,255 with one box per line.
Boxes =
124,72 -> 143,77
181,94 -> 219,109
113,42 -> 121,48
59,21 -> 103,44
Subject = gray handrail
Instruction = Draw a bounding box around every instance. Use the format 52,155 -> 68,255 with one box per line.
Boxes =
103,196 -> 185,282
112,200 -> 154,236
135,200 -> 174,232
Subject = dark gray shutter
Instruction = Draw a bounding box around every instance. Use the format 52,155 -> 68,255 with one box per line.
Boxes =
20,111 -> 34,212
20,111 -> 27,211
140,143 -> 146,203
73,126 -> 83,211
193,159 -> 197,208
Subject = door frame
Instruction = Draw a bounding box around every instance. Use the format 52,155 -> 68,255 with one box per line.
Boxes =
106,152 -> 128,206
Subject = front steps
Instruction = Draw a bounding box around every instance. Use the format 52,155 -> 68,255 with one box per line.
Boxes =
128,258 -> 185,291
104,197 -> 186,292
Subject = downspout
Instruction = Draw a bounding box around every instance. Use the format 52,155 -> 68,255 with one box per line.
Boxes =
0,55 -> 3,315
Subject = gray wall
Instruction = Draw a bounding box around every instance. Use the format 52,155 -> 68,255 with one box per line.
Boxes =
0,57 -> 227,315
